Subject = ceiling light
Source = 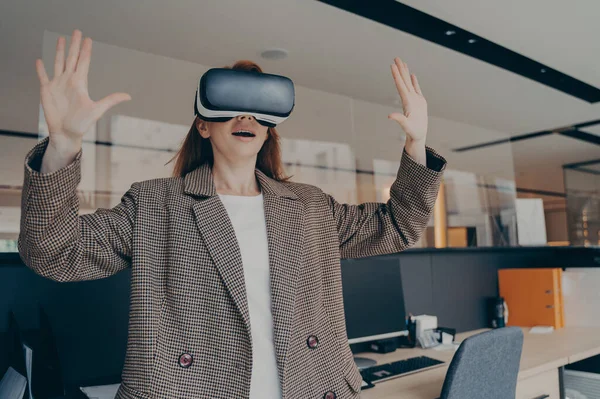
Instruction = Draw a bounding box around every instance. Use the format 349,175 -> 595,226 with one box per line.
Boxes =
468,38 -> 477,44
445,30 -> 456,36
540,69 -> 547,73
260,48 -> 289,60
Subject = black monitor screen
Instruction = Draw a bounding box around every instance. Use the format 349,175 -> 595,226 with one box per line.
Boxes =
341,258 -> 406,341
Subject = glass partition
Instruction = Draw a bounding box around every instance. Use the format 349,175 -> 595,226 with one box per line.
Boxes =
1,27 -> 519,251
565,162 -> 600,247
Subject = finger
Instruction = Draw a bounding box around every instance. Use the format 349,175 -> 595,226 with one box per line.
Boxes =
395,58 -> 414,92
388,112 -> 409,129
411,73 -> 423,96
53,36 -> 65,78
92,92 -> 132,121
76,37 -> 92,79
36,59 -> 50,86
391,64 -> 409,105
65,29 -> 83,73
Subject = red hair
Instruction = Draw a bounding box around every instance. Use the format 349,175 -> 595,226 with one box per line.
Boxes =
169,60 -> 290,182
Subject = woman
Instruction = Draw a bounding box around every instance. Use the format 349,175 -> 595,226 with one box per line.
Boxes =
19,29 -> 446,399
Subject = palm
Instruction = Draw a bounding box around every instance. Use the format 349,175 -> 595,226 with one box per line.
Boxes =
36,29 -> 130,142
41,81 -> 96,140
388,58 -> 428,142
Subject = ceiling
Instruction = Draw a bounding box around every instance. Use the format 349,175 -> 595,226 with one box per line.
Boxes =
1,0 -> 599,196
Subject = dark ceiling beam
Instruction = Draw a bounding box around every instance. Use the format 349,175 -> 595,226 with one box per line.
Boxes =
316,0 -> 600,103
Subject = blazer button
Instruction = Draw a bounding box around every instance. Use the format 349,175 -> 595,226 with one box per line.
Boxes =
323,391 -> 336,399
178,353 -> 193,368
306,335 -> 319,349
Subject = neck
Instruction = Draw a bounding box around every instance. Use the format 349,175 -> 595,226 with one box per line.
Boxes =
212,156 -> 261,196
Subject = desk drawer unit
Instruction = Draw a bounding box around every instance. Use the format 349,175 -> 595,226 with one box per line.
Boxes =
516,369 -> 560,399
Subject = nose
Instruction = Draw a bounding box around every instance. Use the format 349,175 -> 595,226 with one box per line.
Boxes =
236,114 -> 255,121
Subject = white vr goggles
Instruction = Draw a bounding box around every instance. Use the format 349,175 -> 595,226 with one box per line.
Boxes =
194,68 -> 295,127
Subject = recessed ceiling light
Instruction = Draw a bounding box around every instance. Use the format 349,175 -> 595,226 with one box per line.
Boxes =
540,68 -> 547,73
260,48 -> 289,60
445,30 -> 456,36
468,38 -> 477,44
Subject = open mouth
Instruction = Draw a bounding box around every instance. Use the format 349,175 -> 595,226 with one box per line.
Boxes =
232,130 -> 256,137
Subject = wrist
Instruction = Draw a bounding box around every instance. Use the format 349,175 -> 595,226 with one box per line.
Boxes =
405,136 -> 426,150
49,135 -> 82,156
404,136 -> 427,167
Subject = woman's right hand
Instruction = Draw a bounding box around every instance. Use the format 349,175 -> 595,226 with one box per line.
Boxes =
36,29 -> 131,150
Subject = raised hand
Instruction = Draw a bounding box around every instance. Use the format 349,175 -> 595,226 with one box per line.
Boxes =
388,57 -> 428,144
36,29 -> 131,148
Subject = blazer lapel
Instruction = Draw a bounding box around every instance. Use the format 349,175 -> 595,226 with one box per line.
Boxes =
256,171 -> 305,388
185,164 -> 305,386
186,164 -> 251,337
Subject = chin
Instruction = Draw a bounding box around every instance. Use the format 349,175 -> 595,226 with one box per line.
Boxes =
231,147 -> 261,159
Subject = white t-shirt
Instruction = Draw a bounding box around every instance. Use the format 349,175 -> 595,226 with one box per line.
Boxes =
218,193 -> 282,399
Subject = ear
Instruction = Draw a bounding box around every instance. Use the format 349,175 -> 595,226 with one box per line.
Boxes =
196,118 -> 210,139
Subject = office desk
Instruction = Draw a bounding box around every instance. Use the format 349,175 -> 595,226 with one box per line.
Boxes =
359,327 -> 600,399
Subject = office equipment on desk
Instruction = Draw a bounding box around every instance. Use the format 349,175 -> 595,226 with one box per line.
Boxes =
4,306 -> 65,399
432,342 -> 460,352
359,327 -> 600,399
341,259 -> 408,368
3,312 -> 28,398
498,268 -> 564,329
440,327 -> 523,399
361,356 -> 445,384
529,326 -> 554,334
410,317 -> 455,349
24,305 -> 64,399
413,315 -> 437,337
487,297 -> 508,328
341,261 -> 450,388
430,330 -> 457,351
440,331 -> 453,345
80,383 -> 121,399
417,330 -> 439,349
0,367 -> 27,399
369,338 -> 398,354
412,315 -> 440,348
23,344 -> 32,399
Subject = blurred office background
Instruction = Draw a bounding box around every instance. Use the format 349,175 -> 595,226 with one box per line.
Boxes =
1,1 -> 600,394
0,0 -> 598,251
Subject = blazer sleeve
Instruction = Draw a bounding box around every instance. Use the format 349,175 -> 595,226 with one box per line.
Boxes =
326,146 -> 446,259
18,137 -> 139,282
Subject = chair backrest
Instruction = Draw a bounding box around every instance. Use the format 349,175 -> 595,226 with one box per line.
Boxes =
440,327 -> 524,399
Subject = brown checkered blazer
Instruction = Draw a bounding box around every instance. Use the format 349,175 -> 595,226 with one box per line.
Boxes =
19,137 -> 446,399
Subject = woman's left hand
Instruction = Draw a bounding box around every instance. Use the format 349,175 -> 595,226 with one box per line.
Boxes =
388,57 -> 428,143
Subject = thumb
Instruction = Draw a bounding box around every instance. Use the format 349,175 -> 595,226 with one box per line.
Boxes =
388,112 -> 408,128
92,92 -> 132,121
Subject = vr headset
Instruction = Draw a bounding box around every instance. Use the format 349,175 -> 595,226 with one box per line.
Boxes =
194,68 -> 295,127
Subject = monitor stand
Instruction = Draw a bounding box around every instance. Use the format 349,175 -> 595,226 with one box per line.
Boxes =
354,356 -> 377,369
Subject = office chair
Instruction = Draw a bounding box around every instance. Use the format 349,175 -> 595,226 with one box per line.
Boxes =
439,326 -> 524,399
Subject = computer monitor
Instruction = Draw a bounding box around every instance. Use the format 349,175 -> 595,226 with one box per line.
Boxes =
341,258 -> 407,345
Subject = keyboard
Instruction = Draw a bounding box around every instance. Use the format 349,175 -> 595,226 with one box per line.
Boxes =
360,356 -> 445,383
